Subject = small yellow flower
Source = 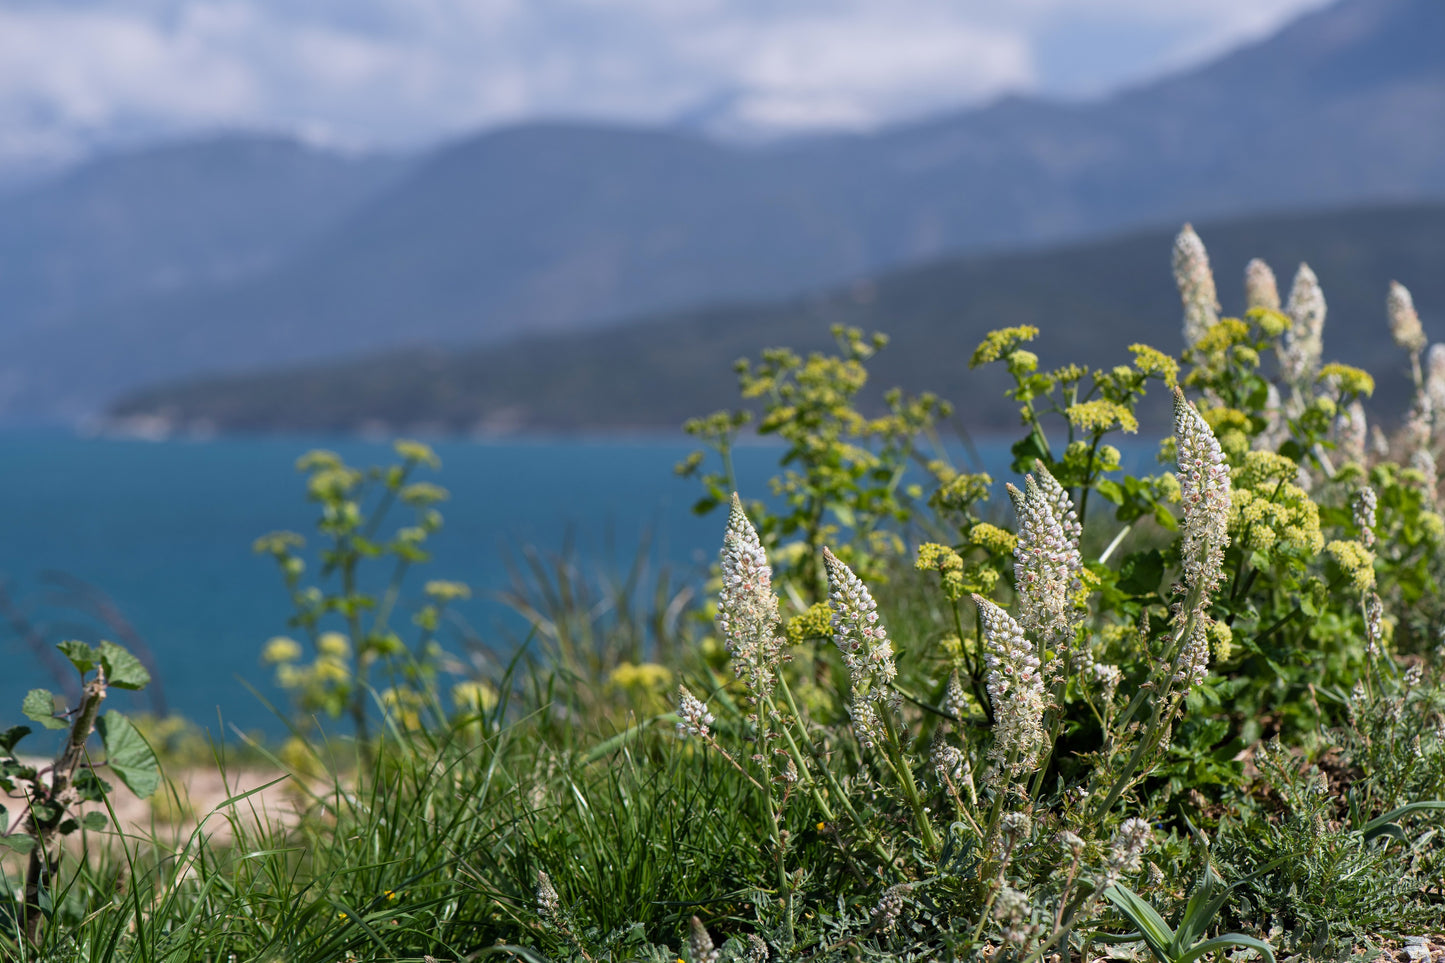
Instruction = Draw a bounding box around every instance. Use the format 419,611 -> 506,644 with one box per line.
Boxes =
317,631 -> 351,657
262,636 -> 301,664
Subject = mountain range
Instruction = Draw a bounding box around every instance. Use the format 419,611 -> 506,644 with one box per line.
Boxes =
1,0 -> 1442,421
108,202 -> 1445,437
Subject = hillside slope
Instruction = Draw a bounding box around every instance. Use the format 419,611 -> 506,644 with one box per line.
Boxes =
108,204 -> 1445,435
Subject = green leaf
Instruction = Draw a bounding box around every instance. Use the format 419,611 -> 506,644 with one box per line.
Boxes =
81,812 -> 108,831
0,725 -> 31,753
98,641 -> 150,690
98,711 -> 160,798
57,640 -> 98,673
1178,935 -> 1275,963
1095,478 -> 1125,506
0,834 -> 36,854
1118,550 -> 1166,597
74,769 -> 111,803
1359,801 -> 1445,841
22,690 -> 68,730
1153,502 -> 1179,531
1104,883 -> 1175,962
1172,862 -> 1231,953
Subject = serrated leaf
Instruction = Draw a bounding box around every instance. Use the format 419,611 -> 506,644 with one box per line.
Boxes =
22,690 -> 67,730
57,640 -> 98,674
81,812 -> 107,831
98,712 -> 160,798
0,834 -> 35,854
97,641 -> 150,690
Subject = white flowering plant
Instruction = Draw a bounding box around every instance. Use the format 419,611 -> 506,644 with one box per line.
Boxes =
641,226 -> 1445,961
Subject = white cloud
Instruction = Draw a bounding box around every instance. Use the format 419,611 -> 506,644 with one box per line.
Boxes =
0,0 -> 1331,170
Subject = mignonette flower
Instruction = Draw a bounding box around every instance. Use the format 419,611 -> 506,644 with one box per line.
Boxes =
689,916 -> 720,963
676,686 -> 715,738
1108,817 -> 1154,876
1426,344 -> 1445,416
823,547 -> 898,746
873,884 -> 910,931
1173,387 -> 1232,598
972,594 -> 1046,781
1353,486 -> 1377,549
1281,263 -> 1326,384
1364,592 -> 1385,656
536,870 -> 561,921
1173,224 -> 1219,348
717,493 -> 784,703
1008,465 -> 1082,659
1337,400 -> 1368,464
1244,257 -> 1280,311
1388,280 -> 1427,354
746,934 -> 769,962
1175,619 -> 1210,688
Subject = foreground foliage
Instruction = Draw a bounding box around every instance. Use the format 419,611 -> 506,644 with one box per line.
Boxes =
2,227 -> 1444,961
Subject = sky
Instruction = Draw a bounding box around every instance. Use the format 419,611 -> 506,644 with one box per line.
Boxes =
0,0 -> 1332,171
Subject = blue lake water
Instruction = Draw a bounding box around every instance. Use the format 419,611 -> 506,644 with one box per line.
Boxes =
0,432 -> 1157,738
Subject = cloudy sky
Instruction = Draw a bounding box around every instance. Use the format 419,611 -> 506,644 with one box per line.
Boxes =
0,0 -> 1331,169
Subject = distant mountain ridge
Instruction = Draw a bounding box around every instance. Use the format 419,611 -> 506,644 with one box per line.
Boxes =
2,0 -> 1443,419
108,203 -> 1445,436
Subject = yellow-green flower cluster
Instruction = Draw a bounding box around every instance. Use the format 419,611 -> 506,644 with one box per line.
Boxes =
1129,344 -> 1178,387
916,542 -> 966,601
1325,540 -> 1376,592
785,602 -> 834,646
1229,453 -> 1323,556
971,326 -> 1040,368
1318,363 -> 1375,399
1066,399 -> 1138,434
608,661 -> 673,692
969,523 -> 1018,556
1202,406 -> 1253,458
1247,306 -> 1290,337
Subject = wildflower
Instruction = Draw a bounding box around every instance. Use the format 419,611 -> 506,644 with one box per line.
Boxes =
1411,449 -> 1439,504
1057,829 -> 1085,857
824,547 -> 898,746
262,636 -> 301,664
916,542 -> 966,600
746,934 -> 769,962
1130,344 -> 1179,387
717,494 -> 784,702
1388,280 -> 1427,354
1065,399 -> 1138,434
973,595 -> 1046,781
1364,592 -> 1385,657
1353,487 -> 1377,549
873,884 -> 910,931
317,631 -> 351,658
689,917 -> 720,963
1427,344 -> 1445,414
1108,818 -> 1153,876
676,686 -> 715,738
1009,467 -> 1082,656
1244,257 -> 1281,311
1174,388 -> 1232,598
994,886 -> 1040,947
1319,363 -> 1375,399
932,739 -> 967,783
1338,400 -> 1368,464
971,325 -> 1039,368
1175,618 -> 1210,688
1281,263 -> 1326,384
944,668 -> 968,720
536,870 -> 561,921
1173,224 -> 1219,348
968,522 -> 1018,555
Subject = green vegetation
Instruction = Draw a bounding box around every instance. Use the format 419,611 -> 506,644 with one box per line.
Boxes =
4,226 -> 1445,960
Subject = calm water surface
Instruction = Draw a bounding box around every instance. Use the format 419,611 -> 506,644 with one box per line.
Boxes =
0,432 -> 1149,736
